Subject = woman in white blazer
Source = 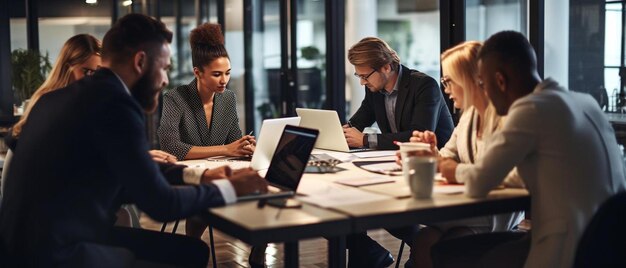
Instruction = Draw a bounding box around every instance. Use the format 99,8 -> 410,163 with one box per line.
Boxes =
436,31 -> 626,268
407,41 -> 525,268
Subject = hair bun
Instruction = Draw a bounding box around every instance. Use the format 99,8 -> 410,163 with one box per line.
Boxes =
190,23 -> 224,49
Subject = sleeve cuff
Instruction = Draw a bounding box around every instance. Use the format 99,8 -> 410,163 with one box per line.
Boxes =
182,168 -> 205,185
457,163 -> 489,198
455,163 -> 469,184
211,179 -> 237,205
367,134 -> 378,149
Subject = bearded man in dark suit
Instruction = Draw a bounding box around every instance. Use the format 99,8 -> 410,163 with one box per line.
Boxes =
0,14 -> 267,267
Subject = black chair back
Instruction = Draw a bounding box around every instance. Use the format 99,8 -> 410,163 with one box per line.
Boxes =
574,191 -> 626,267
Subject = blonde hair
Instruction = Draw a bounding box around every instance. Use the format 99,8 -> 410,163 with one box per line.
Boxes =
441,41 -> 482,110
13,34 -> 101,137
348,37 -> 400,71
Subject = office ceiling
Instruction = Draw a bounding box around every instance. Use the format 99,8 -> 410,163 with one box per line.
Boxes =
9,0 -> 197,18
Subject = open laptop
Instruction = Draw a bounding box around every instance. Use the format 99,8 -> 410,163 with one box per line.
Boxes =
237,125 -> 319,202
296,108 -> 370,152
250,117 -> 301,170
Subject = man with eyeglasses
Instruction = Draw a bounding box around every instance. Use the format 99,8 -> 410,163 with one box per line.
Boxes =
344,37 -> 454,151
343,37 -> 454,268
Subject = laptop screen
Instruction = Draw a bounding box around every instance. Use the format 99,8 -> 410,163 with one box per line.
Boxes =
264,125 -> 318,191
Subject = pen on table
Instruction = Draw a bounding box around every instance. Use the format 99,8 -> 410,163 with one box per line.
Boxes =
257,199 -> 266,209
275,208 -> 283,219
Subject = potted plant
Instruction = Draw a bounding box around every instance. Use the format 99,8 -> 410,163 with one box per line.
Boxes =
11,49 -> 52,110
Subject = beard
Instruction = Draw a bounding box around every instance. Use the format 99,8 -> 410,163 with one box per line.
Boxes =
131,66 -> 161,114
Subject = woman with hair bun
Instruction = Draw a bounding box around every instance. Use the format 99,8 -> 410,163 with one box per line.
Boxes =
158,23 -> 254,161
158,23 -> 265,265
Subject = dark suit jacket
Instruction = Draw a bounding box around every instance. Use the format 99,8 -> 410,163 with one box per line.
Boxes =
349,65 -> 454,149
4,129 -> 188,187
0,68 -> 225,266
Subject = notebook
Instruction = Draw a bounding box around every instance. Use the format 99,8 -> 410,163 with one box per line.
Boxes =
237,125 -> 319,202
296,108 -> 370,153
250,117 -> 301,170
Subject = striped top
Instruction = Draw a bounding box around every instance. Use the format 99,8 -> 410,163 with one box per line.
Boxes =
158,79 -> 242,159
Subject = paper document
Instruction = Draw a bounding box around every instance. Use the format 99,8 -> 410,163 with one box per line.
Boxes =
186,162 -> 207,169
335,176 -> 396,187
312,149 -> 355,162
205,160 -> 251,170
352,150 -> 398,158
297,180 -> 392,208
352,161 -> 402,176
360,180 -> 463,198
207,155 -> 252,161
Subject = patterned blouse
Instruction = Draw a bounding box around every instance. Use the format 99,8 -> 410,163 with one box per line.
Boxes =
158,79 -> 242,160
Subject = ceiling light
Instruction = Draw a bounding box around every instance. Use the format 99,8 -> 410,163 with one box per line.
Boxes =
85,0 -> 97,4
122,0 -> 132,7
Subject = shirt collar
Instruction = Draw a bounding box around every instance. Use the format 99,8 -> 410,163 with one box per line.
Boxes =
110,70 -> 131,95
382,64 -> 402,96
534,77 -> 565,93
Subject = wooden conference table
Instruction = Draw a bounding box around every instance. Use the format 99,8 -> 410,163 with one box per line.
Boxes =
182,151 -> 530,268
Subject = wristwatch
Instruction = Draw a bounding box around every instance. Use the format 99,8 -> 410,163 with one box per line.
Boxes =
362,134 -> 369,148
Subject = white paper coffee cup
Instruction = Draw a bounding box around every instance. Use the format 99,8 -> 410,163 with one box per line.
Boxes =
398,142 -> 436,199
404,156 -> 436,198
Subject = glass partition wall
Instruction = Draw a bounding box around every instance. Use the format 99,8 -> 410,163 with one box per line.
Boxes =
238,0 -> 328,133
605,1 -> 625,112
4,0 -> 624,131
345,0 -> 441,118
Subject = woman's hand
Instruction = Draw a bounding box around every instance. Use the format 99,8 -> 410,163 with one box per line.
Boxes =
149,150 -> 177,164
225,136 -> 256,156
439,158 -> 459,184
410,130 -> 437,148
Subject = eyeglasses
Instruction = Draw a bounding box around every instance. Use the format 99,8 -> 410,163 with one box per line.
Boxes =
440,76 -> 452,89
82,67 -> 97,76
353,69 -> 377,82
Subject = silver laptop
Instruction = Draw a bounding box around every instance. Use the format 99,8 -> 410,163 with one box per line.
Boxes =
296,108 -> 370,152
237,125 -> 319,202
250,117 -> 301,170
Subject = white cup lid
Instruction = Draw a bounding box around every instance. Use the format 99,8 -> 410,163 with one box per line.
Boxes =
397,142 -> 431,152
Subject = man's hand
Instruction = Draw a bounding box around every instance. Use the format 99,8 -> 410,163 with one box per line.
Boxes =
439,158 -> 459,184
200,166 -> 233,184
149,150 -> 177,164
227,168 -> 268,196
343,126 -> 365,148
225,136 -> 255,157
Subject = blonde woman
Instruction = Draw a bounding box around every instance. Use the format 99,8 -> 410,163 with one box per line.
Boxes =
408,41 -> 524,268
12,34 -> 101,139
2,34 -> 177,196
2,34 -> 101,196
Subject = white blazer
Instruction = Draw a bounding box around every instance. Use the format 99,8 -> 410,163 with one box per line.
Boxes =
458,78 -> 626,268
437,106 -> 524,232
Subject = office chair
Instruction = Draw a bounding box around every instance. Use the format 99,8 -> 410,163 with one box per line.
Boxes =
161,221 -> 218,268
574,191 -> 626,267
396,241 -> 406,268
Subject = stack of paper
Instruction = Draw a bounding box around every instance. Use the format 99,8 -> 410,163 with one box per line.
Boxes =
297,180 -> 392,208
